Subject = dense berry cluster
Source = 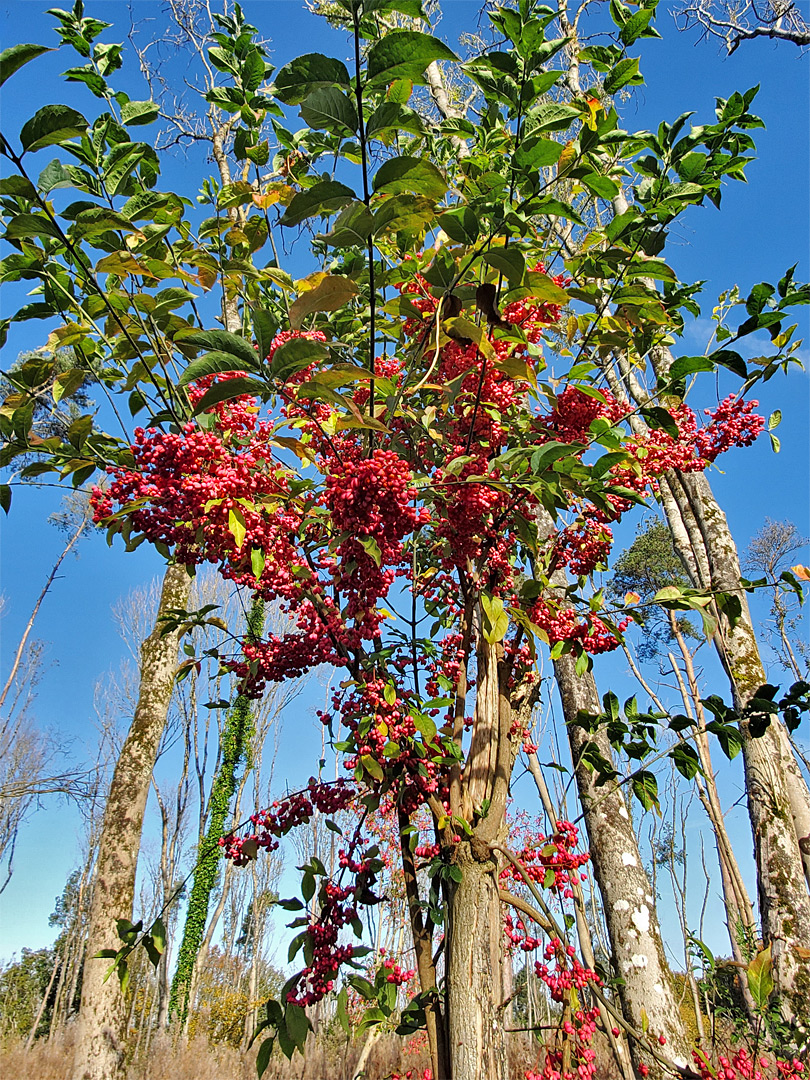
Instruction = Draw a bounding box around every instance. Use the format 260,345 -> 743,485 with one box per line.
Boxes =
693,1050 -> 805,1080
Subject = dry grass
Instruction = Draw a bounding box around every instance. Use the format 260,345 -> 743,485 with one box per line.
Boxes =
0,1028 -> 623,1079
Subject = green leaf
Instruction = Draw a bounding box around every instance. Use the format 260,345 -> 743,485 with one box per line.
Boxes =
484,249 -> 525,285
525,270 -> 569,304
318,201 -> 374,248
285,1002 -> 310,1052
37,158 -> 72,193
747,946 -> 774,1011
361,754 -> 384,782
192,377 -> 265,415
413,713 -> 437,740
20,104 -> 88,153
273,53 -> 351,105
619,8 -> 655,45
670,742 -> 700,780
709,348 -> 747,379
251,548 -> 266,579
581,173 -> 620,200
603,57 -> 641,94
667,355 -> 714,381
366,102 -> 427,140
121,99 -> 159,126
256,1036 -> 274,1078
280,180 -> 356,227
4,213 -> 63,241
182,330 -> 259,367
359,536 -> 382,566
0,484 -> 11,514
268,336 -> 329,380
299,87 -> 358,135
437,206 -> 479,243
514,137 -> 563,170
529,101 -> 579,132
366,31 -> 458,85
336,987 -> 350,1034
373,156 -> 447,200
178,352 -> 258,387
630,770 -> 659,812
0,43 -> 53,87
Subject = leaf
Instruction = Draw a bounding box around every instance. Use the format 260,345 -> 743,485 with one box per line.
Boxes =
484,249 -> 525,285
182,330 -> 259,368
285,1002 -> 310,1052
514,137 -> 563,170
437,206 -> 479,243
414,713 -> 437,740
791,565 -> 810,582
366,31 -> 458,85
525,270 -> 569,304
268,336 -> 329,381
20,104 -> 88,153
603,57 -> 640,94
373,193 -> 436,237
630,771 -> 659,812
359,536 -> 382,566
256,1036 -> 274,1078
336,987 -> 350,1034
709,348 -> 747,379
178,352 -> 256,387
318,201 -> 374,248
192,377 -> 265,415
280,180 -> 356,227
289,274 -> 358,330
37,158 -> 72,193
373,156 -> 447,200
747,946 -> 774,1011
361,754 -> 384,781
0,484 -> 11,514
228,507 -> 247,548
668,355 -> 714,381
481,593 -> 509,644
273,53 -> 351,105
121,99 -> 159,126
670,742 -> 700,780
581,173 -> 620,200
1,43 -> 53,88
299,87 -> 358,135
366,102 -> 427,141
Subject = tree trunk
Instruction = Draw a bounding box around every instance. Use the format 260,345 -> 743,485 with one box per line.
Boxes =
660,469 -> 810,1020
554,653 -> 693,1071
71,563 -> 190,1080
446,841 -> 507,1080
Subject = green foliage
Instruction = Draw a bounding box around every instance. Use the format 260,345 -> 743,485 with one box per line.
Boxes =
169,599 -> 264,1025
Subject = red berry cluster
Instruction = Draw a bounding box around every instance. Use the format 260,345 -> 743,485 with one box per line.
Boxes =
501,819 -> 590,901
694,1050 -> 805,1080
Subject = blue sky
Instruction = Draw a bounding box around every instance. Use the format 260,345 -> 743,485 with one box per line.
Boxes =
0,0 -> 808,966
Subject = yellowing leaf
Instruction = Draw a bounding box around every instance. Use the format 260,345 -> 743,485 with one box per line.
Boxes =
289,274 -> 359,329
557,140 -> 577,175
228,507 -> 246,549
624,591 -> 641,606
791,565 -> 810,581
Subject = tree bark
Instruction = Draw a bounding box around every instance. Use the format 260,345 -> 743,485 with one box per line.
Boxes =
446,841 -> 507,1080
71,563 -> 190,1080
554,653 -> 693,1071
659,468 -> 810,1020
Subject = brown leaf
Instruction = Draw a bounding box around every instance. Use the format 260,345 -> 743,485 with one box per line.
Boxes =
475,283 -> 508,328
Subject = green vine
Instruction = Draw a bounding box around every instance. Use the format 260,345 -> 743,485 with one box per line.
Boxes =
168,598 -> 265,1025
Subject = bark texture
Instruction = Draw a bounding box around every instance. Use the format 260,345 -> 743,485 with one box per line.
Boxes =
71,563 -> 191,1080
659,468 -> 810,1020
555,653 -> 693,1070
446,842 -> 507,1080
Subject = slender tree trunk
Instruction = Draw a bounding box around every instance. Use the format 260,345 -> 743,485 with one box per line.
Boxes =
71,563 -> 191,1080
554,653 -> 693,1071
25,951 -> 60,1050
659,468 -> 810,1019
